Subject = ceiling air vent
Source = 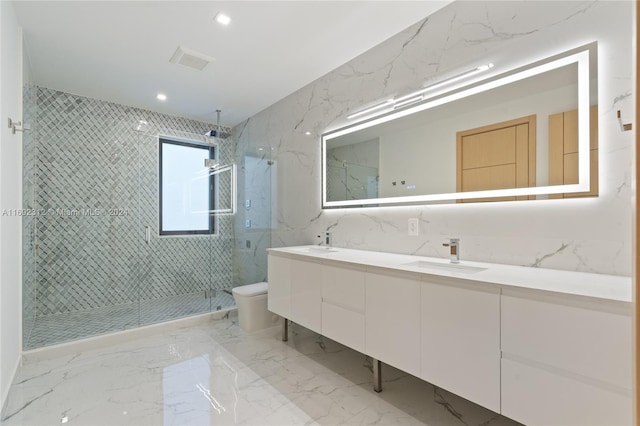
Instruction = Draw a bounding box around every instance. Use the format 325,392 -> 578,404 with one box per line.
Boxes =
169,46 -> 214,71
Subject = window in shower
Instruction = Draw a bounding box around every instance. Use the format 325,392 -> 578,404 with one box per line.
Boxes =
159,138 -> 216,235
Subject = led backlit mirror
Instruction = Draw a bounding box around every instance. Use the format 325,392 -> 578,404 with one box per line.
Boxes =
322,44 -> 597,208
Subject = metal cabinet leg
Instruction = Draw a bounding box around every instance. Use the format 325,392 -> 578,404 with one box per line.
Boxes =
373,358 -> 382,392
282,318 -> 288,342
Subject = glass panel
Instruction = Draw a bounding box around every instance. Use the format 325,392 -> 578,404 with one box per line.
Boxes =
137,129 -> 213,326
233,146 -> 272,288
208,135 -> 237,311
24,90 -> 141,349
22,81 -> 38,347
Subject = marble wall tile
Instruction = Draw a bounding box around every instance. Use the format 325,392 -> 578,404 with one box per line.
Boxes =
233,0 -> 634,276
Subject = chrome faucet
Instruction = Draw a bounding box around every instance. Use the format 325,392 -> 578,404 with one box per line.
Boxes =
442,238 -> 460,263
324,231 -> 332,247
317,230 -> 333,248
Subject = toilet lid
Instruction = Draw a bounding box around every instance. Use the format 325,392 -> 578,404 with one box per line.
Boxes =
232,282 -> 268,297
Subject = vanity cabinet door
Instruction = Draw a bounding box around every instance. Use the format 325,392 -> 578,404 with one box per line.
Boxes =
290,258 -> 322,334
420,279 -> 500,413
365,271 -> 421,377
321,264 -> 365,352
267,254 -> 291,318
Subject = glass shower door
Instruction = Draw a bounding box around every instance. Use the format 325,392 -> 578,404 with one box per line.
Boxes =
136,128 -> 213,326
24,116 -> 142,349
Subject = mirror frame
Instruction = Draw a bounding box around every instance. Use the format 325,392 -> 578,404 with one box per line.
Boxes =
321,45 -> 593,208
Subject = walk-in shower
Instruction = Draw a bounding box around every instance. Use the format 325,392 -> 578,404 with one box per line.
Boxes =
22,87 -> 271,349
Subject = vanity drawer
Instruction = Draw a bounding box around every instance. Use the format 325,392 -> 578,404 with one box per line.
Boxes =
501,293 -> 632,390
501,358 -> 631,426
322,302 -> 365,353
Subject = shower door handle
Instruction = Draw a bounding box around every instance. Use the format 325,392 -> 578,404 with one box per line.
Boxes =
145,226 -> 151,244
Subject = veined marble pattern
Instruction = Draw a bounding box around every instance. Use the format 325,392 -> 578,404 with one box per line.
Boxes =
2,317 -> 521,426
234,0 -> 634,277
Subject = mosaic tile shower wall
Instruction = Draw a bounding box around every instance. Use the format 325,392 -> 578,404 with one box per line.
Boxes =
27,87 -> 237,347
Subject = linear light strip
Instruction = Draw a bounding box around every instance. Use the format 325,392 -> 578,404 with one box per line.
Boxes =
347,99 -> 394,120
577,52 -> 590,189
393,95 -> 423,109
347,64 -> 494,120
324,184 -> 588,207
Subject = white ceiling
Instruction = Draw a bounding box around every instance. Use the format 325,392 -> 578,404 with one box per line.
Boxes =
13,1 -> 452,128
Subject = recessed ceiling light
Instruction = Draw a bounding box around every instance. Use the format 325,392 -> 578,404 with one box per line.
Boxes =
305,131 -> 311,136
214,12 -> 231,26
156,93 -> 167,101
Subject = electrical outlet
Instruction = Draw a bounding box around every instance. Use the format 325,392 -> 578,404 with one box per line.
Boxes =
245,219 -> 251,228
245,199 -> 251,209
408,218 -> 419,236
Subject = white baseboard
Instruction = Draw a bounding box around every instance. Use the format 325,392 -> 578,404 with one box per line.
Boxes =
1,355 -> 21,416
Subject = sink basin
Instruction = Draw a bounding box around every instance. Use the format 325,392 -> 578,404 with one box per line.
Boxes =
402,260 -> 487,274
291,246 -> 339,254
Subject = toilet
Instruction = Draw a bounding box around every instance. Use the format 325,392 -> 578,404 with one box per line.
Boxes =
232,282 -> 279,332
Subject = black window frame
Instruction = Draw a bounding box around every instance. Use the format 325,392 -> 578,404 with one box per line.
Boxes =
159,137 -> 216,236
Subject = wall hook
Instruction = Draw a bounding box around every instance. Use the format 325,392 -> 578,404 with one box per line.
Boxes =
617,110 -> 632,131
7,117 -> 28,134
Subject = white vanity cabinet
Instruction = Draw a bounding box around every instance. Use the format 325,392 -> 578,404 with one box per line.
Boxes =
365,270 -> 421,377
267,247 -> 632,426
501,290 -> 632,426
267,254 -> 322,333
420,278 -> 501,413
321,264 -> 366,352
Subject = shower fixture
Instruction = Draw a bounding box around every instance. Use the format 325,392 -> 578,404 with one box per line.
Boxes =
8,117 -> 29,134
205,110 -> 223,138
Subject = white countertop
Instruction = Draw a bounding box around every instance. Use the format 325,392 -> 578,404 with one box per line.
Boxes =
268,245 -> 632,304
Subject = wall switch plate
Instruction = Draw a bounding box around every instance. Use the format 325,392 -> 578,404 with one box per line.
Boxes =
245,199 -> 251,209
408,218 -> 419,236
245,219 -> 251,228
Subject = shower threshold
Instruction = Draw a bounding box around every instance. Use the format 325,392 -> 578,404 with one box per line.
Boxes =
25,291 -> 236,350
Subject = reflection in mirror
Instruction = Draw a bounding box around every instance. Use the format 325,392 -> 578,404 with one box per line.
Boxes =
326,138 -> 379,202
322,44 -> 597,208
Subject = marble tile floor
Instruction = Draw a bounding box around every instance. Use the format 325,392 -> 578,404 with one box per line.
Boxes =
3,316 -> 522,426
24,292 -> 236,350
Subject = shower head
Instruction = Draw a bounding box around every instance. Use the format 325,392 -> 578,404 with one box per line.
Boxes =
204,109 -> 223,138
